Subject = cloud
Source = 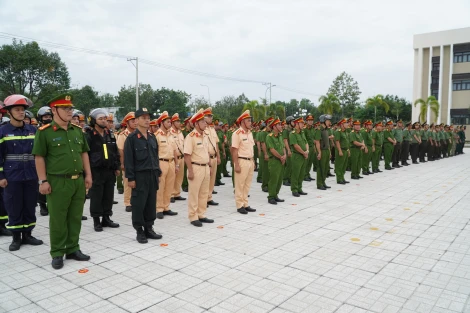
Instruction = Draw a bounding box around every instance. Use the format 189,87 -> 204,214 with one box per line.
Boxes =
1,0 -> 469,105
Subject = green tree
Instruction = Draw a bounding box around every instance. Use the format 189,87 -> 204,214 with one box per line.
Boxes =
0,39 -> 70,105
70,85 -> 100,117
99,93 -> 115,107
414,96 -> 439,123
154,87 -> 190,119
243,100 -> 266,121
366,94 -> 389,122
267,103 -> 285,120
114,83 -> 156,119
318,94 -> 341,115
327,71 -> 361,117
213,94 -> 248,124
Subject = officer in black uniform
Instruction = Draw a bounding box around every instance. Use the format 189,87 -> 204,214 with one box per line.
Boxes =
36,106 -> 53,216
86,108 -> 121,232
124,108 -> 163,244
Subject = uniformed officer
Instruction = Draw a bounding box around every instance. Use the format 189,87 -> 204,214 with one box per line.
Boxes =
255,121 -> 264,183
419,122 -> 430,162
392,120 -> 404,168
203,108 -> 220,206
155,111 -> 178,219
401,122 -> 412,166
184,109 -> 214,227
291,116 -> 309,196
170,113 -> 186,202
32,94 -> 92,270
124,107 -> 162,243
282,116 -> 294,186
383,121 -> 396,170
215,121 -> 225,186
232,110 -> 256,214
266,117 -> 286,204
222,123 -> 231,177
371,122 -> 384,172
0,95 -> 43,251
259,117 -> 274,192
86,108 -> 120,232
350,120 -> 366,179
36,106 -> 54,216
304,114 -> 316,181
24,110 -> 33,125
181,116 -> 192,193
314,115 -> 331,190
107,113 -> 116,131
361,120 -> 374,175
116,112 -> 136,212
410,122 -> 421,163
334,119 -> 350,184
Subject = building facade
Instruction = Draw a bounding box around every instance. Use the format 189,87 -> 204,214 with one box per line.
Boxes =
413,27 -> 470,139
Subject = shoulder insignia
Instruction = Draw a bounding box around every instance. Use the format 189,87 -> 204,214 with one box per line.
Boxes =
190,132 -> 195,137
269,133 -> 273,136
71,123 -> 82,129
39,123 -> 51,131
236,129 -> 242,134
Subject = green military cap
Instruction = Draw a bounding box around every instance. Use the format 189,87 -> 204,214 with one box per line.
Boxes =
48,93 -> 74,108
405,122 -> 411,127
396,119 -> 403,123
135,107 -> 151,118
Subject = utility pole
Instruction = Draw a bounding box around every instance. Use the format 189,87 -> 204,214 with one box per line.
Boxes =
263,82 -> 276,106
127,57 -> 139,110
200,84 -> 210,105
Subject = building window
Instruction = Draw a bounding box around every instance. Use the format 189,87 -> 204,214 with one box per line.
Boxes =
453,80 -> 470,91
432,77 -> 439,84
432,63 -> 440,71
431,89 -> 439,98
454,52 -> 470,63
451,114 -> 470,125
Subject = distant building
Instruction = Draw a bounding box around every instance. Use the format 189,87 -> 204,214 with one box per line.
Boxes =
413,27 -> 470,138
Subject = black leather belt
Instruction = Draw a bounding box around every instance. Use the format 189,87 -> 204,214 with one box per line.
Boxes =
191,162 -> 207,166
159,158 -> 174,162
238,157 -> 251,160
177,155 -> 184,159
49,173 -> 82,180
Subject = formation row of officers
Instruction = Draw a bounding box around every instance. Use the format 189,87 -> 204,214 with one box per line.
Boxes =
0,92 -> 466,270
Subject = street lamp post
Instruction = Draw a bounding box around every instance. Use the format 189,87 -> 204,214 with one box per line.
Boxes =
263,83 -> 276,106
200,84 -> 210,105
127,57 -> 139,110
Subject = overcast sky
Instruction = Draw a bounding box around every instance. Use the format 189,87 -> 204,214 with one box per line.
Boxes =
1,0 -> 469,105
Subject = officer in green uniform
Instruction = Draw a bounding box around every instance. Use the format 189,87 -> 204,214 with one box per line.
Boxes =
314,114 -> 331,189
401,122 -> 412,166
349,120 -> 365,179
383,121 -> 396,170
334,118 -> 350,184
290,117 -> 309,196
259,117 -> 273,192
371,122 -> 384,172
361,120 -> 374,175
392,120 -> 404,168
32,94 -> 92,270
215,121 -> 225,185
410,122 -> 421,163
419,122 -> 429,162
304,114 -> 316,181
282,117 -> 294,186
346,118 -> 353,171
265,118 -> 286,205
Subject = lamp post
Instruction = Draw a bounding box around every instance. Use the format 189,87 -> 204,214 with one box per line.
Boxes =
263,83 -> 276,106
127,57 -> 139,110
200,84 -> 210,105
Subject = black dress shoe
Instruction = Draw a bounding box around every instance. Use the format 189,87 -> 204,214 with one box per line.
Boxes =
368,171 -> 374,174
85,194 -> 90,199
212,191 -> 217,194
81,216 -> 87,220
51,257 -> 64,270
207,200 -> 219,206
118,189 -> 124,194
237,207 -> 248,214
125,206 -> 132,212
337,181 -> 346,185
223,174 -> 231,177
66,250 -> 90,261
377,169 -> 383,172
362,172 -> 369,175
299,191 -> 308,195
102,216 -> 119,228
323,185 -> 331,189
303,178 -> 311,182
170,197 -> 175,203
262,187 -> 268,192
174,196 -> 186,200
351,176 -> 359,180
40,206 -> 49,216
283,181 -> 290,186
257,179 -> 262,183
327,173 -> 335,177
317,186 -> 327,190
358,176 -> 363,179
156,212 -> 164,219
163,210 -> 178,216
274,197 -> 285,202
214,182 -> 220,186
113,200 -> 118,204
199,217 -> 214,223
385,168 -> 392,170
144,227 -> 162,239
244,206 -> 256,212
217,181 -> 225,185
268,199 -> 278,205
292,192 -> 300,197
182,187 -> 188,192
191,220 -> 203,227
344,180 -> 350,184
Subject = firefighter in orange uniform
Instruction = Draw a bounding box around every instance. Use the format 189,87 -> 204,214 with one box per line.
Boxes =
170,113 -> 186,202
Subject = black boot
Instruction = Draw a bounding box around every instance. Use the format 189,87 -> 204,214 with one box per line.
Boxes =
102,216 -> 119,228
9,232 -> 22,251
21,231 -> 43,246
93,217 -> 103,232
39,204 -> 49,216
144,227 -> 162,240
136,228 -> 148,244
0,223 -> 12,236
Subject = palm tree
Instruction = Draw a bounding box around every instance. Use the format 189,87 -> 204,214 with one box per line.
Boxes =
366,94 -> 389,123
242,100 -> 266,121
318,94 -> 341,115
414,96 -> 439,123
267,103 -> 285,120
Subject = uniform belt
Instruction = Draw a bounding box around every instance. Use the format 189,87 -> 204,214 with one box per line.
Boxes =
159,158 -> 174,162
191,162 -> 207,166
238,157 -> 251,160
49,173 -> 82,180
177,155 -> 184,159
209,155 -> 217,159
5,154 -> 34,161
341,147 -> 348,150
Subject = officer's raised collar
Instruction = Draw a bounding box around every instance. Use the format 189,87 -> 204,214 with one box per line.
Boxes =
134,128 -> 153,139
50,120 -> 75,131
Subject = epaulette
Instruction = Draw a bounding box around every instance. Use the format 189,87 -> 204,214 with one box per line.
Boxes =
71,123 -> 82,129
269,133 -> 273,136
190,132 -> 195,137
39,123 -> 51,131
291,130 -> 296,133
236,129 -> 242,134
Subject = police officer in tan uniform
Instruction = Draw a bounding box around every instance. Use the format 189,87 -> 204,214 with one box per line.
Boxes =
184,109 -> 214,227
203,108 -> 220,206
116,112 -> 136,212
232,110 -> 256,214
170,113 -> 186,202
155,111 -> 178,219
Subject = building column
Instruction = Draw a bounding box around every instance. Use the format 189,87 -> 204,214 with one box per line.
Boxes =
413,47 -> 423,122
427,46 -> 433,123
438,45 -> 444,124
447,44 -> 453,125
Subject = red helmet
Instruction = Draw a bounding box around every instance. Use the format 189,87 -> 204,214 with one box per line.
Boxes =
2,95 -> 34,108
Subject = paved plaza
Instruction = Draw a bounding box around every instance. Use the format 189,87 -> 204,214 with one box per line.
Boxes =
1,151 -> 470,313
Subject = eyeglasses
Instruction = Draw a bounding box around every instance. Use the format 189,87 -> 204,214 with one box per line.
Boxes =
58,107 -> 74,112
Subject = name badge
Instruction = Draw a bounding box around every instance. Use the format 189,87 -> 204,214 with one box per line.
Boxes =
197,143 -> 202,145
52,137 -> 62,141
242,139 -> 247,141
161,141 -> 166,143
